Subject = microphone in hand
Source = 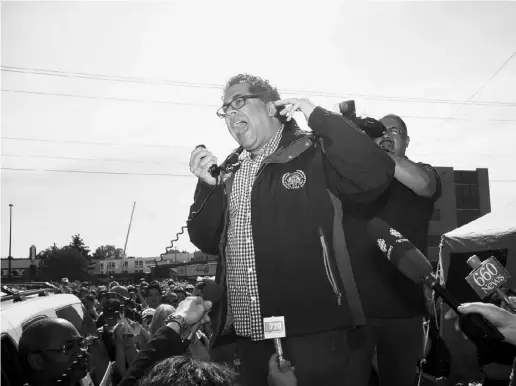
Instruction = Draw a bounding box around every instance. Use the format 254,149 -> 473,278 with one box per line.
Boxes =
366,217 -> 505,346
196,145 -> 221,178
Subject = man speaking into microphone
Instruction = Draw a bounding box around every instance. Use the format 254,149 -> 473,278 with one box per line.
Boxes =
186,74 -> 395,386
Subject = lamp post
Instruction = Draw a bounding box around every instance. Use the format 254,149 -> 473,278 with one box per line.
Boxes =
8,204 -> 13,281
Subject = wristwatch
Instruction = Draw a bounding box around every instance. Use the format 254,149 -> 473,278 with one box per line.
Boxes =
165,313 -> 188,336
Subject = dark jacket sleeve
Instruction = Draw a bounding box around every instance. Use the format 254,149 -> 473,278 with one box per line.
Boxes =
187,180 -> 225,255
118,326 -> 186,386
308,106 -> 395,203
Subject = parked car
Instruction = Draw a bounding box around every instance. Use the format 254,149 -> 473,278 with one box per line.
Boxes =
1,284 -> 110,386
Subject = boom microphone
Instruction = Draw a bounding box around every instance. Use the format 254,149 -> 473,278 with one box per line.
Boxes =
366,218 -> 505,345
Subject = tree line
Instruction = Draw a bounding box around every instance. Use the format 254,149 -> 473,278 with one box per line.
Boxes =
36,234 -> 125,281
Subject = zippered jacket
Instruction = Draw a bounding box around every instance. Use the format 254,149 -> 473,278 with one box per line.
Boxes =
187,107 -> 395,346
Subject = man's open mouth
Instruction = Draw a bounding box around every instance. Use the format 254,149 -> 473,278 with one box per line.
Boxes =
380,138 -> 394,146
232,119 -> 247,129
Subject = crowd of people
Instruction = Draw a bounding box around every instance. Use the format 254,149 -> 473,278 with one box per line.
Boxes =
12,275 -> 516,386
11,72 -> 516,386
14,276 -> 295,386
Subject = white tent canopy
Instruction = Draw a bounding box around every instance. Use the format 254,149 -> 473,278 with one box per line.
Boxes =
438,200 -> 516,381
440,200 -> 516,286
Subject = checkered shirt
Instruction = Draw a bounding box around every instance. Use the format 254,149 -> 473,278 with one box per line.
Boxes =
225,126 -> 284,341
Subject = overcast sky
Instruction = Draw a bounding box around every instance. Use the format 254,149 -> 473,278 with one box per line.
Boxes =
1,1 -> 515,259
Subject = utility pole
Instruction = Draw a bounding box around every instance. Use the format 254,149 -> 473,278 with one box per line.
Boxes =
8,204 -> 13,281
123,202 -> 136,258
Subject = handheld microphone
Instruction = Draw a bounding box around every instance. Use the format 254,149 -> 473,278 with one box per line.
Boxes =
195,144 -> 244,180
182,282 -> 223,348
263,316 -> 288,369
466,255 -> 516,313
196,144 -> 221,178
367,218 -> 505,345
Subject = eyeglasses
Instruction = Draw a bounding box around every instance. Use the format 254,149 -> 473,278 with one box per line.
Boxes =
216,95 -> 260,119
386,127 -> 407,137
39,336 -> 97,355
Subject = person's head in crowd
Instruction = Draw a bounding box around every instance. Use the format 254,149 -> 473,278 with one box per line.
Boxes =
378,114 -> 410,157
162,291 -> 179,308
103,302 -> 123,329
88,289 -> 96,297
146,282 -> 162,309
109,281 -> 120,289
98,289 -> 109,307
127,285 -> 137,300
167,280 -> 175,287
218,74 -> 286,156
18,318 -> 90,386
139,356 -> 236,386
141,308 -> 156,331
174,289 -> 187,303
62,285 -> 72,294
61,277 -> 69,286
84,294 -> 96,310
111,285 -> 130,300
149,304 -> 176,335
78,287 -> 89,299
96,285 -> 107,299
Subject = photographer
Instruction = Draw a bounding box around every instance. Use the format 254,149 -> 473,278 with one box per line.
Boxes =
338,103 -> 441,386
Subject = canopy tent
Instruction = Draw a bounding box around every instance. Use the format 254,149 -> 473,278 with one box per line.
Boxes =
438,200 -> 516,381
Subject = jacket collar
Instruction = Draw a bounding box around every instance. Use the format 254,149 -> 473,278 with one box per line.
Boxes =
222,119 -> 314,181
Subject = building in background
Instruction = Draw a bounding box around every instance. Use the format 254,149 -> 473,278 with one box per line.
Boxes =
1,258 -> 42,279
428,168 -> 491,262
88,251 -> 194,276
191,251 -> 218,262
1,245 -> 40,280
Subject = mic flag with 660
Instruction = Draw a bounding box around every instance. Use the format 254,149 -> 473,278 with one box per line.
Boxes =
465,254 -> 515,313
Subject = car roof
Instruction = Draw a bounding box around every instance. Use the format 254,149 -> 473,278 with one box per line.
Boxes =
1,294 -> 82,339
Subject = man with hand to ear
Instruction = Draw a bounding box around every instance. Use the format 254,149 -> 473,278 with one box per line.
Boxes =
118,296 -> 212,386
188,74 -> 395,385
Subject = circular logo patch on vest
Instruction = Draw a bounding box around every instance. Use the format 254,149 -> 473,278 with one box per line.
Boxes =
282,170 -> 307,190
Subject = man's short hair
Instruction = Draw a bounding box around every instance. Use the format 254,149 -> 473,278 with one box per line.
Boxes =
147,282 -> 162,295
139,356 -> 236,386
174,288 -> 186,296
381,114 -> 408,135
18,318 -> 67,375
224,74 -> 281,104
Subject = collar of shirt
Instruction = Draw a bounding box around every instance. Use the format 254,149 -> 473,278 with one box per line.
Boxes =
240,125 -> 284,161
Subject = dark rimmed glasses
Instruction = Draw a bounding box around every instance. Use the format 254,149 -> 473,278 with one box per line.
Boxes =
216,94 -> 260,119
